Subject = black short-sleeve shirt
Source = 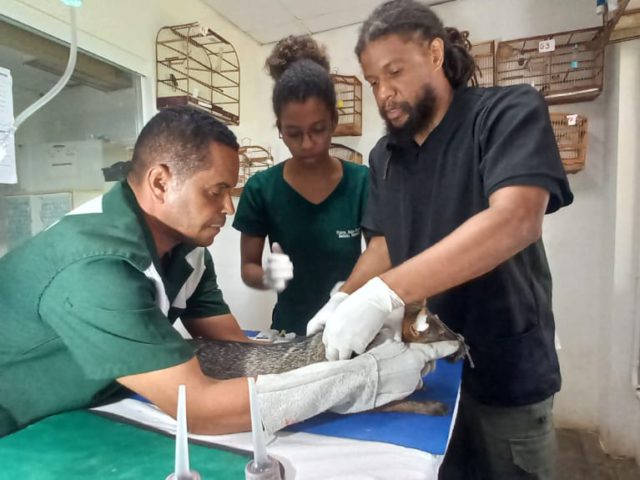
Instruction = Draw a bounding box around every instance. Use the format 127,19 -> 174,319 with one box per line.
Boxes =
363,85 -> 573,407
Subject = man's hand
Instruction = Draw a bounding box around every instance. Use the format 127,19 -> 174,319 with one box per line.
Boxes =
262,242 -> 293,292
255,336 -> 458,433
323,277 -> 405,360
361,338 -> 459,409
306,283 -> 348,336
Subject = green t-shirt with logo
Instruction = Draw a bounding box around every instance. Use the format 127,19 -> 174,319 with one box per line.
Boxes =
0,182 -> 230,436
233,160 -> 369,334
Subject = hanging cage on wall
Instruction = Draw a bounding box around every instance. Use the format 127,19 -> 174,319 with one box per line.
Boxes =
329,143 -> 363,164
603,0 -> 640,44
332,74 -> 362,136
495,26 -> 604,104
156,22 -> 240,125
232,145 -> 274,196
470,41 -> 495,88
549,112 -> 588,174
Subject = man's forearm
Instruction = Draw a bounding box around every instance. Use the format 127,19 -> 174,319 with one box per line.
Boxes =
381,186 -> 548,304
118,359 -> 252,435
187,376 -> 253,434
241,262 -> 268,290
341,235 -> 392,294
186,314 -> 251,342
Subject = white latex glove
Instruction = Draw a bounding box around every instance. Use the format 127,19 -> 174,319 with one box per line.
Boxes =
306,282 -> 348,336
255,337 -> 458,434
367,312 -> 405,349
262,242 -> 293,292
323,277 -> 404,361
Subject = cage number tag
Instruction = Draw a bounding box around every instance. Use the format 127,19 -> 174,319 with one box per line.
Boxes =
566,114 -> 578,126
538,39 -> 556,53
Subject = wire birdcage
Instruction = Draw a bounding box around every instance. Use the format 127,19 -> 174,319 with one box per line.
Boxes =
232,145 -> 274,196
156,22 -> 240,125
332,74 -> 362,136
470,41 -> 495,87
496,27 -> 604,104
549,112 -> 588,173
329,143 -> 363,164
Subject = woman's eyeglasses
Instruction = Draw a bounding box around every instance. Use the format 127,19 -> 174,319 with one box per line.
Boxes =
279,124 -> 332,145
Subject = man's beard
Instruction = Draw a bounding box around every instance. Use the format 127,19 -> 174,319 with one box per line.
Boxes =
382,84 -> 438,142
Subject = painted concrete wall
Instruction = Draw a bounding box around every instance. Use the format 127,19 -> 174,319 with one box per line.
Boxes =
596,39 -> 640,459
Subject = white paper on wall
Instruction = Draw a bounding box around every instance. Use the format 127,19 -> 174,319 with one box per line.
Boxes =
0,192 -> 72,249
0,66 -> 17,184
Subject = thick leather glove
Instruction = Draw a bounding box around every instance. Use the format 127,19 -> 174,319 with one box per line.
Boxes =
331,338 -> 457,412
323,277 -> 404,360
306,282 -> 348,336
255,337 -> 458,434
262,242 -> 293,292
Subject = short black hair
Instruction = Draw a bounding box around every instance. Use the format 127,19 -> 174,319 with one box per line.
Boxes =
265,35 -> 337,126
355,0 -> 476,88
129,106 -> 239,183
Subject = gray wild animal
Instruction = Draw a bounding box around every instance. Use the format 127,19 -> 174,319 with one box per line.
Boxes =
192,303 -> 467,416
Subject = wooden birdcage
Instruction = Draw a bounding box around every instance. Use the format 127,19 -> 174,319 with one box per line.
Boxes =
329,143 -> 363,164
549,112 -> 588,174
156,22 -> 240,125
604,0 -> 640,44
470,41 -> 495,87
332,74 -> 362,136
232,145 -> 274,196
496,27 -> 604,104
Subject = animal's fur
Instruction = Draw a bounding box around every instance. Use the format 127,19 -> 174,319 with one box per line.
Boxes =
191,303 -> 465,416
192,333 -> 326,379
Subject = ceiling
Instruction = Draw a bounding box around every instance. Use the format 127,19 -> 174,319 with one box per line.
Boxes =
202,0 -> 456,44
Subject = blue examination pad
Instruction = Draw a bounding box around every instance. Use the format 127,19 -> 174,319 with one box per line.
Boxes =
285,358 -> 462,455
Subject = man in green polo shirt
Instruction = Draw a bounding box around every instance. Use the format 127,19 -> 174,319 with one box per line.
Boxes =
0,106 -> 449,437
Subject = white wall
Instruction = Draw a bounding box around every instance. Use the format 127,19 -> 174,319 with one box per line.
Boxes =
596,39 -> 640,458
543,39 -> 640,460
543,94 -> 608,432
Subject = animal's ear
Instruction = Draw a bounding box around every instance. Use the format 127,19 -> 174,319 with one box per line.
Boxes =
401,300 -> 428,343
404,301 -> 424,317
402,317 -> 420,343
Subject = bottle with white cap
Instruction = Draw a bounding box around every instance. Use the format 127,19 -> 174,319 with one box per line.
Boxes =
245,377 -> 283,480
166,385 -> 201,480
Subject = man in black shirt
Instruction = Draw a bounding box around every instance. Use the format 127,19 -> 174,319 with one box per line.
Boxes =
307,0 -> 573,478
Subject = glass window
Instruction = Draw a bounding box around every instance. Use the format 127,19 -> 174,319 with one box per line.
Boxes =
0,17 -> 142,256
